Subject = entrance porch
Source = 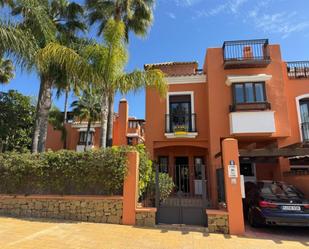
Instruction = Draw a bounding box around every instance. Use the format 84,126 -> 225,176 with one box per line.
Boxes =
154,146 -> 209,198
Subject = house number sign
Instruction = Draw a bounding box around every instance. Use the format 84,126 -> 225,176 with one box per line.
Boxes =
228,160 -> 238,178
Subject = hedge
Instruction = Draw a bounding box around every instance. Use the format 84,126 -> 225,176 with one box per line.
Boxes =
0,147 -> 130,195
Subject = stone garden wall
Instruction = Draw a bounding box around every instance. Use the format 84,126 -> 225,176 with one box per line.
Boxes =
206,209 -> 229,234
135,208 -> 156,227
0,195 -> 123,224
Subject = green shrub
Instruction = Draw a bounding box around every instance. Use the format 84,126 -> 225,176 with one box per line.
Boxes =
135,144 -> 153,197
0,147 -> 129,195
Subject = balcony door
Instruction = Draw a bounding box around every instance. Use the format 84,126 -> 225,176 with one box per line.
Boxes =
300,99 -> 309,140
169,95 -> 192,133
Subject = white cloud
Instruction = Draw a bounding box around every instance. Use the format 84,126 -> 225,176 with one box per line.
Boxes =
174,0 -> 203,7
194,0 -> 248,18
193,0 -> 309,38
167,12 -> 176,19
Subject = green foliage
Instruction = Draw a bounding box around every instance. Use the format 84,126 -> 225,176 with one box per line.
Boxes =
0,56 -> 14,84
135,144 -> 153,196
0,147 -> 129,195
156,173 -> 175,201
0,90 -> 35,152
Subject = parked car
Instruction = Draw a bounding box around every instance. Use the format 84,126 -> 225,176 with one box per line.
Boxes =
244,180 -> 309,227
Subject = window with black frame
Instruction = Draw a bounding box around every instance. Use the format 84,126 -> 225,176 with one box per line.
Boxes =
233,82 -> 266,104
78,131 -> 94,145
158,156 -> 169,173
169,95 -> 192,132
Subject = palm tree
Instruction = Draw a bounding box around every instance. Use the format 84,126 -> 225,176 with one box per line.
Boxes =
8,0 -> 91,153
71,86 -> 101,151
86,0 -> 155,147
0,56 -> 14,84
48,106 -> 67,148
82,19 -> 166,148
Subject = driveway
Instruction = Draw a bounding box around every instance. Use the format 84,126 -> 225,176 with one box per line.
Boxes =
0,217 -> 308,249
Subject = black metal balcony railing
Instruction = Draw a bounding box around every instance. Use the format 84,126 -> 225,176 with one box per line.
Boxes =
287,61 -> 309,79
165,114 -> 197,133
301,122 -> 309,141
223,39 -> 271,69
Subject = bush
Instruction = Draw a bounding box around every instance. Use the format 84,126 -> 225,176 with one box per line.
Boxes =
135,144 -> 153,197
0,147 -> 129,195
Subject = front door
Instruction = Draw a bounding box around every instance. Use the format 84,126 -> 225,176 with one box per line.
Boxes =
175,157 -> 190,193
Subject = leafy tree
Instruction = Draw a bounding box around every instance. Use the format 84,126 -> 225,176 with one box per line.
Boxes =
71,85 -> 101,151
4,0 -> 93,153
81,19 -> 166,148
0,90 -> 35,152
0,55 -> 14,84
86,0 -> 155,147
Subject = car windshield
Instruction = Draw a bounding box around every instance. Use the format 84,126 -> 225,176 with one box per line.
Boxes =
258,182 -> 302,198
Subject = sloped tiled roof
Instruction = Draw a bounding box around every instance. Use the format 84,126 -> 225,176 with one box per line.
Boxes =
144,61 -> 198,70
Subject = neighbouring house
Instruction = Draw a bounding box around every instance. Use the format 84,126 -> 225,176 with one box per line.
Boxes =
46,99 -> 145,151
144,39 -> 309,211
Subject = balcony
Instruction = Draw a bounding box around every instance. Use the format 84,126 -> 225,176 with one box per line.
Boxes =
223,39 -> 271,69
165,113 -> 197,138
287,61 -> 309,79
229,111 -> 276,135
301,122 -> 309,141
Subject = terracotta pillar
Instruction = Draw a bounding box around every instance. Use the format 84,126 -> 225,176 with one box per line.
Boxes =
118,99 -> 129,146
274,157 -> 290,181
122,151 -> 139,225
222,138 -> 245,235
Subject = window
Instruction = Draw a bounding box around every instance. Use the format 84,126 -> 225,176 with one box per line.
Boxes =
78,131 -> 93,145
233,82 -> 266,104
240,163 -> 254,177
168,94 -> 193,132
127,137 -> 133,145
129,121 -> 139,129
159,156 -> 169,173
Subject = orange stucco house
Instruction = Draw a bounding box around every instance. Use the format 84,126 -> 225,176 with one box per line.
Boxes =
46,99 -> 145,151
145,39 -> 309,207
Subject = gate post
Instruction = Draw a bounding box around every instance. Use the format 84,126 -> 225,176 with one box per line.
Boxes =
221,138 -> 245,235
123,151 -> 139,225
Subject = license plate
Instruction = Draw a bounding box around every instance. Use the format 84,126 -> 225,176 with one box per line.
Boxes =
281,205 -> 301,211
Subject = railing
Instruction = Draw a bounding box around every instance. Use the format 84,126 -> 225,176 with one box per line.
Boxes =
287,61 -> 309,79
301,122 -> 309,141
165,113 -> 197,133
223,39 -> 271,69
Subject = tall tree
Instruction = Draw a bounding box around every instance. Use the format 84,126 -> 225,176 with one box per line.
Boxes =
86,0 -> 155,147
7,0 -> 91,153
71,86 -> 101,151
82,19 -> 166,148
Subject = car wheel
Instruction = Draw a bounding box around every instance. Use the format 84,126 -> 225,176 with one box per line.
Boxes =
248,207 -> 260,228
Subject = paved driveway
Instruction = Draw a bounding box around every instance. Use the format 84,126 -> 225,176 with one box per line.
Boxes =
0,217 -> 308,249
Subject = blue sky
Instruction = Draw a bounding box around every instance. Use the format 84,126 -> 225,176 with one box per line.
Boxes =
2,0 -> 309,118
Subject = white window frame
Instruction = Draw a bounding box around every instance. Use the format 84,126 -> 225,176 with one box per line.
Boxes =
165,91 -> 197,138
295,93 -> 309,142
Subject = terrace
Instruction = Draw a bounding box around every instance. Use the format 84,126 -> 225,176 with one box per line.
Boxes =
287,61 -> 309,79
223,39 -> 271,69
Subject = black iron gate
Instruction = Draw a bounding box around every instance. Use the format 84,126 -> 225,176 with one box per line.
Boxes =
155,162 -> 208,226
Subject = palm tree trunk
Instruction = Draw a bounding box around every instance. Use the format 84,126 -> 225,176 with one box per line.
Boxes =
63,87 -> 69,149
100,90 -> 109,148
85,120 -> 91,152
37,77 -> 53,153
32,76 -> 45,153
63,87 -> 69,123
106,93 -> 114,147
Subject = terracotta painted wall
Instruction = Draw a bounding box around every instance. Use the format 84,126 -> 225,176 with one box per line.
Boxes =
145,82 -> 209,158
204,45 -> 294,204
279,62 -> 309,147
284,175 -> 309,199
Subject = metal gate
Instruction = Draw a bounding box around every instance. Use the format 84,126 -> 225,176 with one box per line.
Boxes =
155,162 -> 208,226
